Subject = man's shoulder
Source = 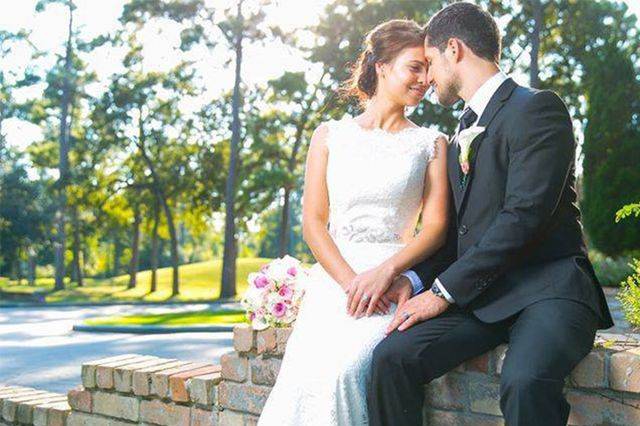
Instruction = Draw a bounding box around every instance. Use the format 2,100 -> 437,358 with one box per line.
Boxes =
506,84 -> 567,113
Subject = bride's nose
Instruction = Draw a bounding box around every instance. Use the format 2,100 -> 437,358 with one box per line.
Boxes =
417,69 -> 427,86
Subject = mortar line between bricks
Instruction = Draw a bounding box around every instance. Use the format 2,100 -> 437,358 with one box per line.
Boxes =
70,411 -> 139,424
91,389 -> 200,407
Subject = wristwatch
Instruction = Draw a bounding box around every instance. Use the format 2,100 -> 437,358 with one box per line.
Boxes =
430,282 -> 447,300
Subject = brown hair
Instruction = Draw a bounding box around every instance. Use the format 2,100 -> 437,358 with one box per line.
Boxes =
425,2 -> 501,63
341,19 -> 425,104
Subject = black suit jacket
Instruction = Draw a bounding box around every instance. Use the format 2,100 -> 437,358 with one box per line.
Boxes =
414,78 -> 614,329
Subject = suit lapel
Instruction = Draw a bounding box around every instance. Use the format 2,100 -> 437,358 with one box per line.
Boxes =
448,142 -> 462,210
456,78 -> 518,218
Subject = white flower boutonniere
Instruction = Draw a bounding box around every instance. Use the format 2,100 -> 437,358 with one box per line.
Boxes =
457,126 -> 485,175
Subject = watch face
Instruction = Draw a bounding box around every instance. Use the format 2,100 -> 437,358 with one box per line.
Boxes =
430,284 -> 443,297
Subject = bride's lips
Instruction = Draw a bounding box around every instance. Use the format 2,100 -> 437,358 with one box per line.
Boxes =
410,86 -> 426,97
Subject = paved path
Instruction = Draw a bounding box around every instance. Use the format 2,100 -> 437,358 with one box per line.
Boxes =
0,303 -> 234,394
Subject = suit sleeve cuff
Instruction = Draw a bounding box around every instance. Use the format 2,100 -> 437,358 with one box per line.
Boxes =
435,278 -> 455,303
401,270 -> 424,296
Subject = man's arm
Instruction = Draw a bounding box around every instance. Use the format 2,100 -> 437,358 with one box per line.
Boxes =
409,209 -> 458,292
437,90 -> 575,308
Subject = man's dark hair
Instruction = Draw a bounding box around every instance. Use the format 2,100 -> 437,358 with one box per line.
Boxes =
424,2 -> 501,63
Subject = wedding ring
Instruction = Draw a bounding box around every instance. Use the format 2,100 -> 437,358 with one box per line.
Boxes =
363,295 -> 371,302
402,312 -> 412,320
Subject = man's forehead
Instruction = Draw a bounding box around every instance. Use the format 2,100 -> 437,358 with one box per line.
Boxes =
423,44 -> 439,57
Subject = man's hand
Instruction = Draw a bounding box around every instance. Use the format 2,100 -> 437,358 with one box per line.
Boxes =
346,265 -> 395,318
386,290 -> 450,334
381,275 -> 413,309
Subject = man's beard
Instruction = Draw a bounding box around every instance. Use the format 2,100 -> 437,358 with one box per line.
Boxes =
437,75 -> 461,107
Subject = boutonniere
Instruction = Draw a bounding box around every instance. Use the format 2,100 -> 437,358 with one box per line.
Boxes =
457,126 -> 485,175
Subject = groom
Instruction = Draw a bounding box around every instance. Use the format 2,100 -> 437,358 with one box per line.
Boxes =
366,3 -> 614,425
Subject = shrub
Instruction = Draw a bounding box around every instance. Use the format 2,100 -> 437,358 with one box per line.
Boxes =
618,259 -> 640,328
616,202 -> 640,328
589,250 -> 634,287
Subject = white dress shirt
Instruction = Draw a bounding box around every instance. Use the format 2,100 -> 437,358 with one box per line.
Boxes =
403,70 -> 509,301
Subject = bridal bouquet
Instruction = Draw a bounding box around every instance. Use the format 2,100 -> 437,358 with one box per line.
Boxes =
241,255 -> 308,330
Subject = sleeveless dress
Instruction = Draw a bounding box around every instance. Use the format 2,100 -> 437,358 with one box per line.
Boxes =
258,116 -> 443,425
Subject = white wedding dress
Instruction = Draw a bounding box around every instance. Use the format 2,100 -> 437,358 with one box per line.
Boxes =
258,115 -> 443,426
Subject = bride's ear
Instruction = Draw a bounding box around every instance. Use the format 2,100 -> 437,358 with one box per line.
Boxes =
375,62 -> 386,79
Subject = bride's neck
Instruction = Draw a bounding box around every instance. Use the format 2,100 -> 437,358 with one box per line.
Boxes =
358,96 -> 407,132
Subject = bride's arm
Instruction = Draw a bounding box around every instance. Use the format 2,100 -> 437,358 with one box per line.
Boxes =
348,135 -> 450,317
379,135 -> 450,275
301,123 -> 356,291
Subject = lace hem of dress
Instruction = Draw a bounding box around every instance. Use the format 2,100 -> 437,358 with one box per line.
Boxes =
329,224 -> 402,244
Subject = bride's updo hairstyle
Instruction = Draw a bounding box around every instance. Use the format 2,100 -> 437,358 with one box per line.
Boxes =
341,19 -> 425,105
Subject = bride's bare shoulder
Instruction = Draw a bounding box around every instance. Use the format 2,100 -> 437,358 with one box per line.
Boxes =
310,118 -> 342,148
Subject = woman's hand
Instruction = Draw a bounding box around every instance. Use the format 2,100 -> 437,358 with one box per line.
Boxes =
346,265 -> 396,318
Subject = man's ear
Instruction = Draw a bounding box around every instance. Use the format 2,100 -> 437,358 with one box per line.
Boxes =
446,38 -> 464,63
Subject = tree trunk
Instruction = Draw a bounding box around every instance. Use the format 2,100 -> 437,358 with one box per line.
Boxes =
220,0 -> 244,299
128,203 -> 141,289
135,113 -> 179,296
276,74 -> 325,257
113,236 -> 122,276
54,2 -> 74,291
28,250 -> 36,286
15,256 -> 22,286
71,206 -> 83,286
278,186 -> 291,257
150,197 -> 160,293
157,192 -> 179,296
528,0 -> 543,88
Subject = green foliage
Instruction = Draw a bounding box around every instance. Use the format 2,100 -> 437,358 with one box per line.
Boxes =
618,259 -> 640,328
616,202 -> 640,223
616,201 -> 640,327
3,0 -> 640,296
581,47 -> 640,255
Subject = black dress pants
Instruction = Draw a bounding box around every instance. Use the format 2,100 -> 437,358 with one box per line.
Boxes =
367,299 -> 598,426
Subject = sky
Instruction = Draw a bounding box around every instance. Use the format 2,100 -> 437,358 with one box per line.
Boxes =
1,0 -> 639,151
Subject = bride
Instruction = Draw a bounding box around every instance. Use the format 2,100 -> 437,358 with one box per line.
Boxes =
258,19 -> 449,425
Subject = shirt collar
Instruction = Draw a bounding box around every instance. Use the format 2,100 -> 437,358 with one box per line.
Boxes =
465,71 -> 508,122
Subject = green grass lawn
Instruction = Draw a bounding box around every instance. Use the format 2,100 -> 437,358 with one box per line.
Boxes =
84,309 -> 248,327
0,257 -> 271,304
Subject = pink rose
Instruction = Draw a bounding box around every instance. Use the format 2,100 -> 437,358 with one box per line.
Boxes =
461,162 -> 470,175
278,285 -> 293,299
254,275 -> 269,288
272,302 -> 287,318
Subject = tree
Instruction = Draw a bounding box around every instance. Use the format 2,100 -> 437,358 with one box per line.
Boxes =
121,0 -> 277,298
541,0 -> 640,254
36,0 -> 77,290
581,45 -> 640,255
0,154 -> 50,282
264,71 -> 327,257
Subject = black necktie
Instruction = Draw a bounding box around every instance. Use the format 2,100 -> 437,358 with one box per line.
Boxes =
459,107 -> 478,132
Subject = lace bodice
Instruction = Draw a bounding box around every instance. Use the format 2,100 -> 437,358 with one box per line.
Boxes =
325,115 -> 444,245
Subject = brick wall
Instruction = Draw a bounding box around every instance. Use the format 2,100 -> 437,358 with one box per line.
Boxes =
220,325 -> 640,426
2,327 -> 639,425
0,385 -> 69,426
